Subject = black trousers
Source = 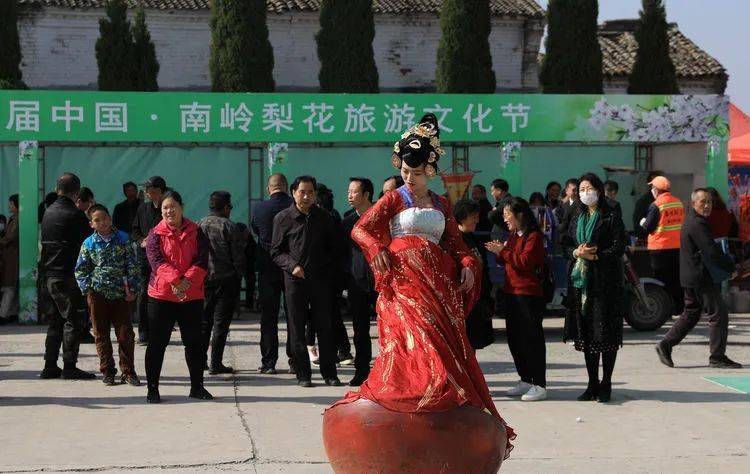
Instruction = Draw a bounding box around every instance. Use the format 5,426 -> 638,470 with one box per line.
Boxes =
137,264 -> 151,340
348,284 -> 376,376
305,286 -> 351,356
284,275 -> 337,381
201,277 -> 241,369
44,276 -> 85,366
505,293 -> 546,388
258,267 -> 292,369
145,298 -> 204,389
662,285 -> 729,360
650,249 -> 684,315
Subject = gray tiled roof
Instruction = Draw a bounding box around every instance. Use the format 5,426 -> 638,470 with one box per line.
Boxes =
19,0 -> 545,18
598,20 -> 725,78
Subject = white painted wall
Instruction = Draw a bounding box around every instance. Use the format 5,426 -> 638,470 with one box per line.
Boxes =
19,7 -> 541,92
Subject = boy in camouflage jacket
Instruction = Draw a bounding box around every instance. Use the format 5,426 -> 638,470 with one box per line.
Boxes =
75,204 -> 141,386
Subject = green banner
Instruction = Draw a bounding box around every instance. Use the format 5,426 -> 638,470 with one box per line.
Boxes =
0,91 -> 729,143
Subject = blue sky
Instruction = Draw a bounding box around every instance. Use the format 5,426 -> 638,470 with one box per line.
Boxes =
537,0 -> 750,113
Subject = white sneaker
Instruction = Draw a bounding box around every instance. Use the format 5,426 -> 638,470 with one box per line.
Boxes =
521,385 -> 548,402
506,381 -> 532,396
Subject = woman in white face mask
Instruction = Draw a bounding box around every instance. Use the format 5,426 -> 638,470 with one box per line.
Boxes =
564,173 -> 626,403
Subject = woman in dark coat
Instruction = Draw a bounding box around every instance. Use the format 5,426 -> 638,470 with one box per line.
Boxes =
565,173 -> 626,403
454,199 -> 495,350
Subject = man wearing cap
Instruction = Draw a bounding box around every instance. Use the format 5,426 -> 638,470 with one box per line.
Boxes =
641,176 -> 685,315
131,176 -> 167,344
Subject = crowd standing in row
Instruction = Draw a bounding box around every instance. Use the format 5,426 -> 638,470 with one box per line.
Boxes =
27,163 -> 742,403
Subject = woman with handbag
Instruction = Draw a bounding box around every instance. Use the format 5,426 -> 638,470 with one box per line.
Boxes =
486,197 -> 548,402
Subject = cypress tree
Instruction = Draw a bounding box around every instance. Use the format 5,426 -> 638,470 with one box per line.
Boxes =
210,0 -> 275,92
539,0 -> 603,93
96,0 -> 135,91
132,6 -> 159,91
0,0 -> 27,89
316,0 -> 379,93
435,0 -> 495,93
627,0 -> 680,94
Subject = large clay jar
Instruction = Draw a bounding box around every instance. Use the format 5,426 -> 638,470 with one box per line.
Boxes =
323,399 -> 508,473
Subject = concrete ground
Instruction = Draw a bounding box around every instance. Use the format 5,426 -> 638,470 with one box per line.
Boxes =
1,312 -> 749,473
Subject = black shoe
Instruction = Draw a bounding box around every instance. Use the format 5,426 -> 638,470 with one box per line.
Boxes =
122,373 -> 141,386
597,382 -> 612,403
259,366 -> 277,375
79,332 -> 96,344
189,386 -> 214,400
337,352 -> 355,366
40,366 -> 62,379
324,377 -> 343,387
102,373 -> 118,386
577,381 -> 599,401
349,373 -> 368,387
62,367 -> 96,380
298,379 -> 314,388
147,387 -> 161,404
209,364 -> 234,375
656,342 -> 674,368
709,356 -> 743,369
288,360 -> 297,375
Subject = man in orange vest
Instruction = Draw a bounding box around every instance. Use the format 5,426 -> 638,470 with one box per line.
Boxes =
641,176 -> 685,315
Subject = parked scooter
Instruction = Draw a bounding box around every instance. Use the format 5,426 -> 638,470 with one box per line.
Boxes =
623,247 -> 672,331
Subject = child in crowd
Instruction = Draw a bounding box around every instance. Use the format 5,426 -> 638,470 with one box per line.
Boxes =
75,204 -> 141,386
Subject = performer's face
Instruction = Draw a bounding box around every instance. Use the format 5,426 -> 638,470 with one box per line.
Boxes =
401,163 -> 428,193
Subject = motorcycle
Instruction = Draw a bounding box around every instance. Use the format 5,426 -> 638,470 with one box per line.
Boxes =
623,247 -> 672,331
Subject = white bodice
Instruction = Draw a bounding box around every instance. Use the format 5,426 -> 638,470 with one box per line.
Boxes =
389,207 -> 445,244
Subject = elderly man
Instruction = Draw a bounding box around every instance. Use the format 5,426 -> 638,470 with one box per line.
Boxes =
656,188 -> 741,369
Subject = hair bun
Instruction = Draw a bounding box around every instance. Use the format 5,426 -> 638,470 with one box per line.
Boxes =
417,113 -> 440,138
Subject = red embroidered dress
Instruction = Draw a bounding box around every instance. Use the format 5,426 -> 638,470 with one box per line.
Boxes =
334,186 -> 515,459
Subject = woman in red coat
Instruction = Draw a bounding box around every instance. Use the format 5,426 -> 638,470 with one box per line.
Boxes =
487,198 -> 548,402
145,191 -> 210,404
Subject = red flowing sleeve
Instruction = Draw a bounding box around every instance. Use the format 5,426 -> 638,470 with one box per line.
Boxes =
438,196 -> 482,314
351,190 -> 402,291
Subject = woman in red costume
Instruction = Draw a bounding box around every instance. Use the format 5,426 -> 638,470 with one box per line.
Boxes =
331,114 -> 515,460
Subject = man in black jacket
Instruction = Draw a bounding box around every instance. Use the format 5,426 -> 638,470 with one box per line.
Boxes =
40,173 -> 96,380
343,177 -> 377,387
656,188 -> 742,369
487,178 -> 513,234
131,176 -> 166,344
271,175 -> 343,387
470,184 -> 493,233
252,174 -> 294,374
112,181 -> 142,234
199,191 -> 247,375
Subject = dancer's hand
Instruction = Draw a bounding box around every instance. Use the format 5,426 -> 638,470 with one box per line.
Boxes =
458,267 -> 474,292
373,249 -> 391,273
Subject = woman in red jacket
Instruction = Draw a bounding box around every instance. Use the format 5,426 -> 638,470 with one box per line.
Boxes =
145,191 -> 210,403
486,197 -> 548,402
